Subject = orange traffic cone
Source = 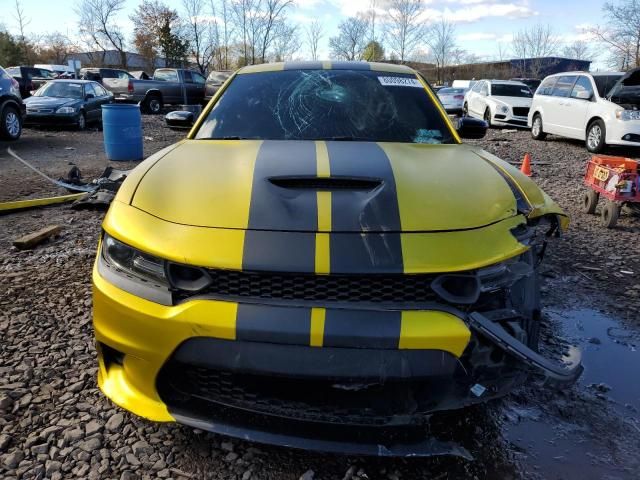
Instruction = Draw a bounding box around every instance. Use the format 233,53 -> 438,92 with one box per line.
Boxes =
521,153 -> 532,177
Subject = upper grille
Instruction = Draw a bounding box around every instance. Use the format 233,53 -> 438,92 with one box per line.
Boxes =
513,107 -> 530,117
173,269 -> 440,305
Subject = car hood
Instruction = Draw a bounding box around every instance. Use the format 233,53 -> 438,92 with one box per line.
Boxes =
607,67 -> 640,107
126,140 -> 551,233
491,96 -> 532,108
24,96 -> 80,108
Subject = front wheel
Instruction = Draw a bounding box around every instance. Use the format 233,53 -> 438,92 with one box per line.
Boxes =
531,114 -> 547,140
582,190 -> 599,214
483,108 -> 492,127
601,200 -> 619,228
0,104 -> 22,140
76,112 -> 86,131
586,120 -> 606,153
142,95 -> 163,114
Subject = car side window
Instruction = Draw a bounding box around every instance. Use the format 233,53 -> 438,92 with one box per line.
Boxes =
155,70 -> 179,82
570,76 -> 594,100
117,71 -> 130,79
183,71 -> 193,83
551,76 -> 577,97
537,77 -> 557,96
471,81 -> 482,93
85,84 -> 97,97
94,84 -> 108,96
480,82 -> 489,96
192,72 -> 206,85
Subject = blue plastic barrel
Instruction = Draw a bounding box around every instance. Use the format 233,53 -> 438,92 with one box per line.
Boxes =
102,104 -> 143,161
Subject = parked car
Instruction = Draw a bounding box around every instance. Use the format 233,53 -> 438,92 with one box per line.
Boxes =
92,61 -> 580,456
35,64 -> 75,78
80,68 -> 133,90
464,79 -> 533,127
24,80 -> 113,130
528,69 -> 640,153
437,87 -> 467,114
511,78 -> 541,92
0,66 -> 25,140
452,79 -> 476,89
6,66 -> 56,98
204,70 -> 232,102
107,68 -> 207,114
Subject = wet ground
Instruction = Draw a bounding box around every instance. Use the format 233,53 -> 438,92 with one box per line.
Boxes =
1,123 -> 640,479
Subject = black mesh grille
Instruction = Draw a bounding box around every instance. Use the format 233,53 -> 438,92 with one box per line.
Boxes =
158,363 -> 447,426
173,269 -> 440,304
513,107 -> 530,117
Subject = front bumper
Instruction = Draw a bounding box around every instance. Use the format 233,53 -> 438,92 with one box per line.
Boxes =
606,119 -> 640,146
492,114 -> 528,128
24,112 -> 79,126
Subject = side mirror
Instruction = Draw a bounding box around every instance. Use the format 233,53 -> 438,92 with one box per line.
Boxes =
85,93 -> 95,100
575,90 -> 592,100
165,110 -> 194,130
457,117 -> 488,139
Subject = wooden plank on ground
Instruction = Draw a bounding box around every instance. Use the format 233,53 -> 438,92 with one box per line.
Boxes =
13,225 -> 62,250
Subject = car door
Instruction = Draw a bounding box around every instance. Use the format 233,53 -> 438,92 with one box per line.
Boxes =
468,81 -> 483,117
531,76 -> 558,132
93,83 -> 113,112
563,76 -> 595,139
83,83 -> 101,122
475,81 -> 489,118
546,75 -> 577,136
190,71 -> 206,104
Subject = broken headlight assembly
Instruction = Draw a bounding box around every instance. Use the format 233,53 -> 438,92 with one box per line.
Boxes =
99,233 -> 172,305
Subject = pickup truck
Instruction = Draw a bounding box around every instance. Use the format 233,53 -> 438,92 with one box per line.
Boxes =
6,66 -> 56,98
107,68 -> 207,114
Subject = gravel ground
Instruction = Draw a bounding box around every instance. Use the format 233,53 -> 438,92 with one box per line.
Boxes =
1,122 -> 639,480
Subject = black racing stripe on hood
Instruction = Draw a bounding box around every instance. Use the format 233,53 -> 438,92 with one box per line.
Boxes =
246,140 -> 318,231
327,142 -> 404,273
323,309 -> 401,349
236,303 -> 311,345
480,158 -> 531,215
243,140 -> 317,272
242,230 -> 316,272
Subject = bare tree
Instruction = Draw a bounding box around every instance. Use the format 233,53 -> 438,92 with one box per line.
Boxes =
182,0 -> 216,74
426,19 -> 456,84
588,0 -> 640,69
384,0 -> 426,62
13,0 -> 31,63
76,0 -> 128,68
212,0 -> 233,69
329,16 -> 368,61
512,24 -> 560,77
39,32 -> 78,64
272,22 -> 301,61
562,40 -> 593,60
305,20 -> 323,61
496,42 -> 510,62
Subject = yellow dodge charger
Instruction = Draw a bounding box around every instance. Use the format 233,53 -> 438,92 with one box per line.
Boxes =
93,61 -> 581,456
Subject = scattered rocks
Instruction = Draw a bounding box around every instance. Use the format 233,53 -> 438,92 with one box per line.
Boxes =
105,412 -> 124,432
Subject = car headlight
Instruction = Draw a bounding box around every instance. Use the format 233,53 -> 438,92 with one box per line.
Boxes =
499,105 -> 509,113
57,106 -> 77,114
615,109 -> 640,121
99,233 -> 172,305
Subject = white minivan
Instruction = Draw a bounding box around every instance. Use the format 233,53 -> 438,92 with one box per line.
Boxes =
528,69 -> 640,152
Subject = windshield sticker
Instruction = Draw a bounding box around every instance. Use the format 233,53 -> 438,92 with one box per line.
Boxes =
378,76 -> 423,88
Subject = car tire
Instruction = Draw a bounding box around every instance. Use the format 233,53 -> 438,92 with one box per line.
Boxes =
483,108 -> 492,127
531,114 -> 547,140
582,190 -> 599,214
76,112 -> 86,131
601,200 -> 619,228
0,103 -> 23,141
586,119 -> 606,153
142,94 -> 163,114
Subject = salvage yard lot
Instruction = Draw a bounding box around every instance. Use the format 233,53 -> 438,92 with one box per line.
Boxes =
1,121 -> 640,479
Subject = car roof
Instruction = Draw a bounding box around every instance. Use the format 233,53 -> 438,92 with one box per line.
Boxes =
486,79 -> 527,86
237,61 -> 415,75
547,71 -> 623,77
50,79 -> 95,84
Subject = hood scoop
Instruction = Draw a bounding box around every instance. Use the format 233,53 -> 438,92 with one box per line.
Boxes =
269,176 -> 382,191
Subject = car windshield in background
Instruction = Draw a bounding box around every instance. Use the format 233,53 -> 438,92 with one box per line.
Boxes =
7,67 -> 20,77
593,75 -> 623,97
492,84 -> 532,97
195,70 -> 454,144
35,82 -> 83,99
438,88 -> 466,95
0,68 -> 12,80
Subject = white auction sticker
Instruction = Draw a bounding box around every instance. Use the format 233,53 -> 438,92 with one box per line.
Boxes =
377,76 -> 423,88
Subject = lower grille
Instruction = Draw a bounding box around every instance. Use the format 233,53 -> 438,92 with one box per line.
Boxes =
174,269 -> 440,305
513,107 -> 530,117
158,363 -> 454,426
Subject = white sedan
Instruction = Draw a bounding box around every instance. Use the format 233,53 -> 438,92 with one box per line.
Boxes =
463,80 -> 533,128
436,87 -> 467,114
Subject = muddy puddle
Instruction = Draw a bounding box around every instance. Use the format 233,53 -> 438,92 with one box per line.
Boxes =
502,307 -> 640,480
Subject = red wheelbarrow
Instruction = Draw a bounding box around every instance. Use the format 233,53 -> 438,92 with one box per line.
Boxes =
582,155 -> 640,228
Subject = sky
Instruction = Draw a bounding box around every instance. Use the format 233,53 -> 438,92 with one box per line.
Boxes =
3,0 -> 611,68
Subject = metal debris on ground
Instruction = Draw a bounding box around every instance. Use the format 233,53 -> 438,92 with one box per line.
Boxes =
0,193 -> 86,214
13,225 -> 62,250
